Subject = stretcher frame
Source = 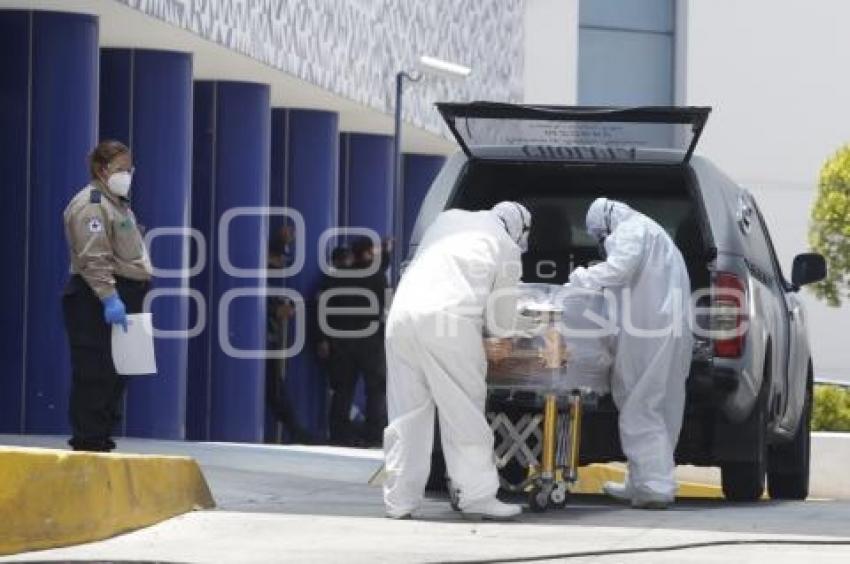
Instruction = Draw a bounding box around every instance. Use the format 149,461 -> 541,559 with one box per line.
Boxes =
489,391 -> 584,512
449,293 -> 607,513
447,389 -> 587,513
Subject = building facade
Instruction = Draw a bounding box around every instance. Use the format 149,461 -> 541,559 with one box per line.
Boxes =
0,0 -> 525,440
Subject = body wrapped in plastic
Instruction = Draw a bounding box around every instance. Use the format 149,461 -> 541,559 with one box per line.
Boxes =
486,283 -> 614,394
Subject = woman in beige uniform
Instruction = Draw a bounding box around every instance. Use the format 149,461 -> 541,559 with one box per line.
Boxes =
62,140 -> 152,452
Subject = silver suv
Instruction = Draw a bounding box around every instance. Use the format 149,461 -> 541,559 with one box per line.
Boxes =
411,103 -> 827,501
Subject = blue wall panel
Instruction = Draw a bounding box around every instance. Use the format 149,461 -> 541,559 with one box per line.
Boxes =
275,109 -> 339,439
265,107 -> 290,441
401,153 -> 446,252
100,49 -> 193,439
99,51 -> 132,142
0,11 -> 32,433
339,133 -> 394,238
0,11 -> 99,434
187,83 -> 215,440
337,138 -> 349,228
269,109 -> 289,225
190,81 -> 270,442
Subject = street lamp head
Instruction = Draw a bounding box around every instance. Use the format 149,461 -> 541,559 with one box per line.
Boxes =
418,55 -> 471,80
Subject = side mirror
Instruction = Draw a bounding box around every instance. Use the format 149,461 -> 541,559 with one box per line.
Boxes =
791,253 -> 827,290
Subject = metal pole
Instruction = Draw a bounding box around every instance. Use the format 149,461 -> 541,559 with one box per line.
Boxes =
391,71 -> 404,288
391,71 -> 421,288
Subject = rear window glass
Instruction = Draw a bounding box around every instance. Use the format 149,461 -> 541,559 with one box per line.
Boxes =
448,161 -> 701,252
520,195 -> 692,246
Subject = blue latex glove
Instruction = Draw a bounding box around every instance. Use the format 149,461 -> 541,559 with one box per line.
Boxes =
102,293 -> 128,332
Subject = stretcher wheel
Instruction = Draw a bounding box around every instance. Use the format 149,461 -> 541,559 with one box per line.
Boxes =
528,489 -> 549,512
549,486 -> 568,509
449,483 -> 461,512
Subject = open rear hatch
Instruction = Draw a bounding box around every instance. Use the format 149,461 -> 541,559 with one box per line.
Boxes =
437,102 -> 710,164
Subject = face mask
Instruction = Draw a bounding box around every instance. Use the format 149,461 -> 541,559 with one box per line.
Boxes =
107,171 -> 133,198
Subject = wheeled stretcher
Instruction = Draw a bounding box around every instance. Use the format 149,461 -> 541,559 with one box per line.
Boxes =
474,284 -> 612,512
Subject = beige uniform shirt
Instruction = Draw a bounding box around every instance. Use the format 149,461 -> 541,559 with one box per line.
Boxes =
63,184 -> 153,299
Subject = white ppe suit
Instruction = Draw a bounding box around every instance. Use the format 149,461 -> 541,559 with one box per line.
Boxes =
383,203 -> 530,516
569,198 -> 692,499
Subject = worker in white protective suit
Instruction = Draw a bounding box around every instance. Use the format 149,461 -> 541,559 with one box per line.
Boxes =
568,198 -> 692,509
383,201 -> 532,520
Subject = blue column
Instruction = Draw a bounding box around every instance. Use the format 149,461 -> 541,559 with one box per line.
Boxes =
99,48 -> 193,439
189,81 -> 270,442
0,11 -> 98,434
339,133 -> 395,237
274,109 -> 339,439
402,153 -> 446,251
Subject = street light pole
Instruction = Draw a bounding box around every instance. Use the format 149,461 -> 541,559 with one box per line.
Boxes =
391,57 -> 470,288
391,70 -> 420,288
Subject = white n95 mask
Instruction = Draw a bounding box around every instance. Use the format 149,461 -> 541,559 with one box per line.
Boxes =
108,171 -> 133,198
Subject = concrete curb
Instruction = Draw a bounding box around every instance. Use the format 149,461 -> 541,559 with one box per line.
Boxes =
0,446 -> 215,556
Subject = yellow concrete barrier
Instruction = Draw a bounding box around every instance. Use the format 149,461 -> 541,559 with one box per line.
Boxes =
573,463 -> 724,499
0,446 -> 215,556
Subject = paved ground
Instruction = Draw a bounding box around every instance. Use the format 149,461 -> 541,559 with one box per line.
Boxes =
2,436 -> 850,563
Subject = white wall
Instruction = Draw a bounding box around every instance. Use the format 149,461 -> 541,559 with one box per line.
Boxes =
524,0 -> 579,104
685,0 -> 850,382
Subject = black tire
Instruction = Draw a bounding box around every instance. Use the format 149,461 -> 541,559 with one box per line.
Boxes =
528,489 -> 549,513
721,358 -> 770,502
449,485 -> 461,512
767,371 -> 812,500
721,458 -> 766,502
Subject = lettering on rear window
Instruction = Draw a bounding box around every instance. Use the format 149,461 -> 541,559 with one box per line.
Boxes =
521,145 -> 637,161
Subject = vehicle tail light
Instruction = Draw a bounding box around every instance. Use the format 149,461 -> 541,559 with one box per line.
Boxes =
712,272 -> 748,358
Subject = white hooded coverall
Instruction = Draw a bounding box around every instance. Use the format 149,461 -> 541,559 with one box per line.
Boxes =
569,198 -> 693,499
383,203 -> 529,516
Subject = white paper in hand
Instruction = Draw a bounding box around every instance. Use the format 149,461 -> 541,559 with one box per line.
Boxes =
111,313 -> 157,375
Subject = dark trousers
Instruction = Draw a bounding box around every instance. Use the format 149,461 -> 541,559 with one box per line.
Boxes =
62,275 -> 148,451
328,334 -> 387,445
266,357 -> 308,442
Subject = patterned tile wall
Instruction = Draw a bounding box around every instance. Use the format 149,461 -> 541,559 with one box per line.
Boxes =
113,0 -> 525,134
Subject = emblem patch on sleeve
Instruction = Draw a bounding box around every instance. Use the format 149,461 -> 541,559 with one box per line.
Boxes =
87,217 -> 103,233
